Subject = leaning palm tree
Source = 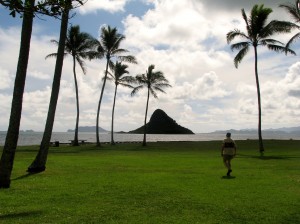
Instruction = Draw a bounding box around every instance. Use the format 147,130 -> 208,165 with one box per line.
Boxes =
106,61 -> 135,145
279,0 -> 300,50
27,0 -> 72,173
131,65 -> 171,146
226,4 -> 297,154
0,0 -> 35,188
46,25 -> 98,146
94,25 -> 137,147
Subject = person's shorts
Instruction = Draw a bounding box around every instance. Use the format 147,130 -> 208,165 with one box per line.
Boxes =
223,155 -> 234,160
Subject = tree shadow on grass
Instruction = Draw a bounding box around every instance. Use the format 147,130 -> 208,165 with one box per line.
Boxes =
12,173 -> 36,181
0,211 -> 43,220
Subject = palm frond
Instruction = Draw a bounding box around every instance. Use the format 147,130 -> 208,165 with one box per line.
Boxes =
88,51 -> 103,60
230,42 -> 250,51
279,1 -> 300,23
121,76 -> 136,83
261,20 -> 298,38
135,74 -> 148,85
50,39 -> 59,45
45,52 -> 68,60
131,85 -> 144,96
226,29 -> 249,44
112,48 -> 129,55
76,56 -> 86,74
286,32 -> 300,49
267,44 -> 296,55
259,38 -> 283,46
153,86 -> 168,94
45,53 -> 58,60
233,46 -> 249,68
108,60 -> 115,72
117,55 -> 137,64
105,76 -> 114,82
149,88 -> 158,98
154,83 -> 172,89
119,83 -> 134,89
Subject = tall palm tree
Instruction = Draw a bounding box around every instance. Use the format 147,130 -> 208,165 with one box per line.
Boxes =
226,4 -> 296,154
45,25 -> 98,146
279,0 -> 300,49
27,0 -> 72,173
106,61 -> 135,145
131,65 -> 171,146
94,25 -> 137,147
0,0 -> 35,188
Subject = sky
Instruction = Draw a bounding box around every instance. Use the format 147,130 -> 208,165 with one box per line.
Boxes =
0,0 -> 300,133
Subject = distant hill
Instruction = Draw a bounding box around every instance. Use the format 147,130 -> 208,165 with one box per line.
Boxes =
270,126 -> 300,133
129,109 -> 194,134
212,126 -> 300,135
67,126 -> 108,132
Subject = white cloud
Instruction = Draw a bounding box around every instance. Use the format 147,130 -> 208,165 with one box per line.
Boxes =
78,0 -> 129,14
28,70 -> 51,80
123,0 -> 211,49
171,72 -> 231,100
0,68 -> 12,90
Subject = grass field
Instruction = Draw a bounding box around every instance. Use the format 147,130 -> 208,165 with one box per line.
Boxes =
0,140 -> 300,224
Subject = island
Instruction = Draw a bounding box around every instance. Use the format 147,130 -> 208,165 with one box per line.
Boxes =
129,109 -> 194,134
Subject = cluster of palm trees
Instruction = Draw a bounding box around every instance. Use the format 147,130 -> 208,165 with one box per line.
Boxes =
0,0 -> 171,188
45,25 -> 171,148
1,1 -> 300,189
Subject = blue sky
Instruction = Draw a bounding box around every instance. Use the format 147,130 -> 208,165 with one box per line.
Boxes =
0,0 -> 300,133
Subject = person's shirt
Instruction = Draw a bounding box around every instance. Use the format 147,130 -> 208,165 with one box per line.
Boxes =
222,137 -> 236,155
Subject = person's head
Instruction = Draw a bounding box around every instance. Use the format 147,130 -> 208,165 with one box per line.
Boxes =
226,132 -> 231,138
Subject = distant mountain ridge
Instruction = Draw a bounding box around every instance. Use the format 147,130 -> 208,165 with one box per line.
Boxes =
67,126 -> 108,132
129,109 -> 194,134
212,126 -> 300,134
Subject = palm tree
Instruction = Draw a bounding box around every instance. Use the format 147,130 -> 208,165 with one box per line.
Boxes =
45,25 -> 98,146
131,65 -> 171,146
27,0 -> 72,173
279,0 -> 300,49
94,25 -> 137,147
0,0 -> 86,187
226,4 -> 296,154
0,0 -> 35,188
106,61 -> 135,145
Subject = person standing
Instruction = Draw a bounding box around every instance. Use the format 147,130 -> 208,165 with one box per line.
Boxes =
221,132 -> 237,176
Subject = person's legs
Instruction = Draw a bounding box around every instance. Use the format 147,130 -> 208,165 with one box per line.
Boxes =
227,158 -> 232,176
223,155 -> 233,176
223,156 -> 229,169
227,158 -> 232,170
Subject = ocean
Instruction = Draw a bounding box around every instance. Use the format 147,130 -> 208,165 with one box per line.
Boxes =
0,131 -> 299,146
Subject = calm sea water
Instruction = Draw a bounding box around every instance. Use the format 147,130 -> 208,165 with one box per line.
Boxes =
0,131 -> 299,146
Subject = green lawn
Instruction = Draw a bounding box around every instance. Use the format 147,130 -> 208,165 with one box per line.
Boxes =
0,140 -> 300,224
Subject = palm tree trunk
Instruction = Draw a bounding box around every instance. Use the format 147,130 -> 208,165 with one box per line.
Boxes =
111,85 -> 118,145
73,56 -> 79,146
254,46 -> 264,154
0,0 -> 34,188
27,5 -> 70,173
96,56 -> 110,147
143,87 -> 150,146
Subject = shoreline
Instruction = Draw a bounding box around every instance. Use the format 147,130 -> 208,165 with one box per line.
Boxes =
1,138 -> 299,148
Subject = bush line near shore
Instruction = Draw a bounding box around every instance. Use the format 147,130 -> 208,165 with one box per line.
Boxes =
0,140 -> 300,224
